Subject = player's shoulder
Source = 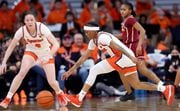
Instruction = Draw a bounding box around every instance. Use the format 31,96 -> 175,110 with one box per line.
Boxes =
98,31 -> 109,36
98,31 -> 114,39
126,16 -> 137,23
36,22 -> 47,27
89,39 -> 94,44
15,25 -> 24,33
36,22 -> 42,25
127,15 -> 136,20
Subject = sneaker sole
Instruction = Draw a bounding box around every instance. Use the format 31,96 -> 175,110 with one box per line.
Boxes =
120,99 -> 135,102
120,97 -> 135,102
62,96 -> 68,106
71,102 -> 81,108
167,86 -> 174,106
0,104 -> 8,109
64,96 -> 81,107
64,95 -> 70,102
59,98 -> 68,106
168,86 -> 175,105
64,95 -> 81,107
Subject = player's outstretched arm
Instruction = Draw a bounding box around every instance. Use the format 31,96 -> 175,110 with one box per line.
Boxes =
133,22 -> 145,56
47,33 -> 60,56
61,49 -> 92,80
0,38 -> 19,75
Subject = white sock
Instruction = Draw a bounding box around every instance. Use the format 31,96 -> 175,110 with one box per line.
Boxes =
78,90 -> 87,101
158,81 -> 164,87
7,92 -> 13,99
157,85 -> 166,92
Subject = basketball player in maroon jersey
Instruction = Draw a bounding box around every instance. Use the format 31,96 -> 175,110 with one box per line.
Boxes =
117,2 -> 167,101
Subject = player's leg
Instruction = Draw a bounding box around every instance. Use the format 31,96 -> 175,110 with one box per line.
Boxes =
0,54 -> 35,108
174,68 -> 180,98
42,60 -> 67,106
65,59 -> 115,107
119,74 -> 135,101
174,68 -> 180,86
131,43 -> 162,84
137,60 -> 163,85
124,72 -> 174,105
125,73 -> 157,90
108,55 -> 136,101
119,74 -> 132,93
120,60 -> 164,101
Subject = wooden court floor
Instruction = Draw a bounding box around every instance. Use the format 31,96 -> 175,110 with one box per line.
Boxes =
1,95 -> 180,111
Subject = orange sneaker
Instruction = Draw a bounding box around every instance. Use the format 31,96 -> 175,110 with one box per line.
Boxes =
65,94 -> 82,107
163,85 -> 175,106
20,90 -> 27,106
57,92 -> 68,106
13,93 -> 19,105
0,98 -> 11,109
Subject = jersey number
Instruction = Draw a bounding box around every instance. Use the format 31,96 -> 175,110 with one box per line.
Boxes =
35,44 -> 41,48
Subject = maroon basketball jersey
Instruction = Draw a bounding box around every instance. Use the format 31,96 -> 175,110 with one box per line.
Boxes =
121,16 -> 145,59
121,16 -> 139,44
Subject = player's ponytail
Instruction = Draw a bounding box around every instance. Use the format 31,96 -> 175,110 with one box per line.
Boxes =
131,9 -> 136,17
123,2 -> 136,17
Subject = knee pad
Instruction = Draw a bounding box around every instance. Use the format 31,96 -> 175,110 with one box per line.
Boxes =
85,68 -> 98,86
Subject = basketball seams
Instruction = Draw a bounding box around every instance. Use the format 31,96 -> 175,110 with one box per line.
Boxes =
36,96 -> 54,100
37,100 -> 54,105
36,96 -> 54,104
36,90 -> 55,109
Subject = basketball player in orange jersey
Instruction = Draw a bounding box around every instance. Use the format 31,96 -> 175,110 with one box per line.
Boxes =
116,2 -> 167,101
0,11 -> 67,108
62,22 -> 174,107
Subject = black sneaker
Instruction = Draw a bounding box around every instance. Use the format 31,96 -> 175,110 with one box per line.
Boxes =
175,86 -> 180,99
175,94 -> 180,99
120,92 -> 135,102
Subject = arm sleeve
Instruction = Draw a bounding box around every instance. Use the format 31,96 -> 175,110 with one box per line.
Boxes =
14,27 -> 23,40
88,40 -> 96,50
40,23 -> 52,37
98,34 -> 112,46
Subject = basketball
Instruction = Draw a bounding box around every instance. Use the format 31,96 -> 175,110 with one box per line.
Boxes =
36,90 -> 55,109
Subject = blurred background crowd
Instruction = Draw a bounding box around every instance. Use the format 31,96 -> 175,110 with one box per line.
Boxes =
0,0 -> 179,105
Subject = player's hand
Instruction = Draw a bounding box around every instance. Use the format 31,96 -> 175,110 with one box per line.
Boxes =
130,56 -> 138,64
168,65 -> 176,72
136,44 -> 142,56
0,63 -> 7,75
61,70 -> 73,80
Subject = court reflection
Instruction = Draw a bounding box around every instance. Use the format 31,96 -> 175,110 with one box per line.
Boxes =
59,106 -> 68,111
